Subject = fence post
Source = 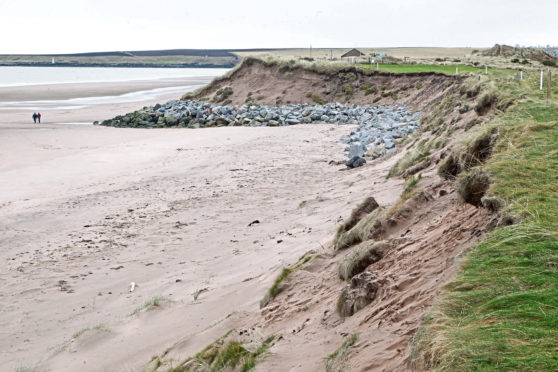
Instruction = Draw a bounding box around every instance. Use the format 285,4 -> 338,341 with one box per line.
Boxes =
540,70 -> 544,90
548,70 -> 552,100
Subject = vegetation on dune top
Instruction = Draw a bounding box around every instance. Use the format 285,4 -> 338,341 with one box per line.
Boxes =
411,68 -> 558,371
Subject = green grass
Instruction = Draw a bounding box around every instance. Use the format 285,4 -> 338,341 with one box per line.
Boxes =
260,251 -> 321,308
361,63 -> 487,75
72,323 -> 108,339
128,296 -> 170,316
402,173 -> 422,195
169,331 -> 275,372
412,83 -> 558,371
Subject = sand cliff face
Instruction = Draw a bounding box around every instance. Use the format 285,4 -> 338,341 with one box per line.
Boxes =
136,61 -> 503,371
189,58 -> 461,111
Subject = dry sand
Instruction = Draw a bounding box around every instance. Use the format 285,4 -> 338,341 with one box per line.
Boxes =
0,82 -> 405,371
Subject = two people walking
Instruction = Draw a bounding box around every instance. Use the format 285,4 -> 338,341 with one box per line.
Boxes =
32,112 -> 41,124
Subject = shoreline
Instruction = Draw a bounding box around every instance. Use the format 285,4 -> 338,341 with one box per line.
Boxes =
0,75 -> 219,126
0,62 -> 236,69
0,77 -> 217,102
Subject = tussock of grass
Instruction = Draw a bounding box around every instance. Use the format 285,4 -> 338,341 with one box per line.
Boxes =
260,251 -> 320,308
457,167 -> 492,206
338,241 -> 386,281
325,333 -> 359,372
334,208 -> 384,251
388,147 -> 431,178
72,323 -> 108,339
342,197 -> 379,232
412,99 -> 558,371
169,331 -> 275,372
402,174 -> 422,195
438,125 -> 498,179
305,92 -> 326,105
128,296 -> 170,316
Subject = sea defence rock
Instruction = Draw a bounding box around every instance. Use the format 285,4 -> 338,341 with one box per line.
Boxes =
98,100 -> 421,160
346,156 -> 366,168
343,105 -> 421,160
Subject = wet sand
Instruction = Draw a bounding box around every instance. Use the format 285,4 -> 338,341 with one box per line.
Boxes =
0,76 -> 215,126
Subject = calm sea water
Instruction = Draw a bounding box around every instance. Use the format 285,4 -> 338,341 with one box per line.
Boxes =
0,66 -> 229,87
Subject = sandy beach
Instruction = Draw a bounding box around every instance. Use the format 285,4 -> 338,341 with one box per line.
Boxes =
0,79 -> 406,371
0,73 -> 221,127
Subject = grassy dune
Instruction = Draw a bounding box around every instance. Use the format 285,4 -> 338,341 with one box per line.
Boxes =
363,63 -> 486,74
412,68 -> 558,370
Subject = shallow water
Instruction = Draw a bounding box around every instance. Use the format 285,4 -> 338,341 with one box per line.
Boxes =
0,66 -> 229,87
0,85 -> 197,110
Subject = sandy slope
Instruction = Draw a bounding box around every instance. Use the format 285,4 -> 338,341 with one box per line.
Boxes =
0,118 -> 405,371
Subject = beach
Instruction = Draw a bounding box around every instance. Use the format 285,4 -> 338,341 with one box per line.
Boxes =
0,73 -> 404,371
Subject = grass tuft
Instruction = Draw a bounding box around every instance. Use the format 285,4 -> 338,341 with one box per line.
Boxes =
325,333 -> 359,372
128,296 -> 170,316
260,251 -> 321,308
169,331 -> 275,372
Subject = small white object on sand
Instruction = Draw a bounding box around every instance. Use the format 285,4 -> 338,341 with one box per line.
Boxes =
129,282 -> 136,292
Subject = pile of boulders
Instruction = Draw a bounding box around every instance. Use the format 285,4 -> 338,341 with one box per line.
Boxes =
340,105 -> 421,161
96,100 -> 421,165
96,100 -> 419,133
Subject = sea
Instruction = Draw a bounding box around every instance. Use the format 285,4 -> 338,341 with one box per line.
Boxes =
0,66 -> 228,113
0,66 -> 228,87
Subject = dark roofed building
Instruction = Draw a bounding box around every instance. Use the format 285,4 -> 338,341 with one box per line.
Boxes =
341,48 -> 365,58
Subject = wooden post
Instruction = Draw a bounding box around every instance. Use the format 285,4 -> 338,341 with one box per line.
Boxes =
520,70 -> 523,80
548,70 -> 552,100
485,65 -> 488,74
376,62 -> 379,70
456,67 -> 459,75
540,70 -> 544,90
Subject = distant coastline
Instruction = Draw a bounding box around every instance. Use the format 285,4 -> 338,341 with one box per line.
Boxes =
0,62 -> 237,68
0,48 -> 245,69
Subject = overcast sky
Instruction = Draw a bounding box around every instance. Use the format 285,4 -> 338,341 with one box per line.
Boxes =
1,0 -> 557,54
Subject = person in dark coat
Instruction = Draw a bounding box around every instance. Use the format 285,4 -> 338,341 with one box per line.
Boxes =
37,112 -> 41,123
33,112 -> 37,123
